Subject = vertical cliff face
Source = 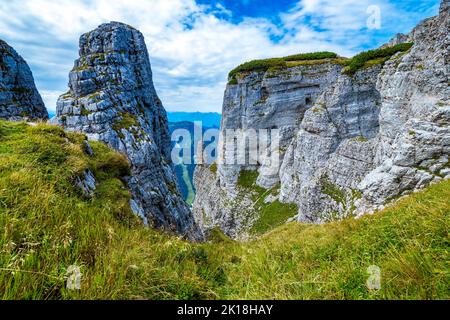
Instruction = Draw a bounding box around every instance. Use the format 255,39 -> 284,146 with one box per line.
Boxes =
0,40 -> 48,121
355,2 -> 449,214
280,5 -> 449,222
194,3 -> 449,238
279,65 -> 383,222
193,60 -> 345,239
54,22 -> 199,239
219,61 -> 343,189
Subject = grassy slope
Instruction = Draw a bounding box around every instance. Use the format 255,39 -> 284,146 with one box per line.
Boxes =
0,121 -> 448,300
237,170 -> 298,235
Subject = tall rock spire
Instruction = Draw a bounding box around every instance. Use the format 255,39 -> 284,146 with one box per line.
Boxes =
0,39 -> 48,121
54,22 -> 200,239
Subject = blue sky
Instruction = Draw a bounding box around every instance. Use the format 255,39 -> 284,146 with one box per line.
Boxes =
0,0 -> 440,113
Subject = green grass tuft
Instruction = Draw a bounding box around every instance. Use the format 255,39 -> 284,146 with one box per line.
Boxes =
237,170 -> 261,190
112,112 -> 139,138
209,163 -> 218,174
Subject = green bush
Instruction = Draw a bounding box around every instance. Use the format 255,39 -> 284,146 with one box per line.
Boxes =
209,163 -> 218,174
344,43 -> 413,75
237,170 -> 261,190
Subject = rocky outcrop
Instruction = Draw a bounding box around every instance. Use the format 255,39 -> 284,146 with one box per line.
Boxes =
76,170 -> 97,198
0,40 -> 48,120
381,33 -> 410,49
53,22 -> 200,239
193,2 -> 449,238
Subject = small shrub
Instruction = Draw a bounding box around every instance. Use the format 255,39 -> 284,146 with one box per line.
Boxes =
228,77 -> 238,85
80,106 -> 90,116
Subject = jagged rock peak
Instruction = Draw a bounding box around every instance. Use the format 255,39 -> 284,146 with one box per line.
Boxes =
0,39 -> 48,121
54,22 -> 201,240
381,33 -> 410,49
440,0 -> 449,14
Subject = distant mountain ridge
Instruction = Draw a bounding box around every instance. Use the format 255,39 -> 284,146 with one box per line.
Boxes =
169,120 -> 220,205
48,111 -> 221,127
167,112 -> 221,128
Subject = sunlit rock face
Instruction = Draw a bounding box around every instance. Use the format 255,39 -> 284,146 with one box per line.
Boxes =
0,39 -> 48,121
54,22 -> 201,240
193,3 -> 449,238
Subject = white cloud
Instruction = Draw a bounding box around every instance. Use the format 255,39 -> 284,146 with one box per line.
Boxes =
0,0 -> 437,113
40,90 -> 62,114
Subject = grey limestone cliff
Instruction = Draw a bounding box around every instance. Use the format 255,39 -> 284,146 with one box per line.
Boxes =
194,59 -> 345,239
0,39 -> 48,121
193,2 -> 449,238
53,22 -> 200,239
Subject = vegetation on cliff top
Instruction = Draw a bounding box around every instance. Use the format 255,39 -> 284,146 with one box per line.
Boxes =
228,51 -> 339,83
227,43 -> 414,83
0,120 -> 448,300
343,42 -> 414,75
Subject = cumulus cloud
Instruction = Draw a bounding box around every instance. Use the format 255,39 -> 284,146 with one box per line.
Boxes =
0,0 -> 440,112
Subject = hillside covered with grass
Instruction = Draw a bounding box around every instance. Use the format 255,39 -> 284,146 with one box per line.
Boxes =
0,120 -> 448,300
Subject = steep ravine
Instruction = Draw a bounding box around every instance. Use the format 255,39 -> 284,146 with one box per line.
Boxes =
193,2 -> 449,239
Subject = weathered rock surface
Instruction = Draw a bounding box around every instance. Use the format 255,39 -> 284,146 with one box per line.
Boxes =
0,39 -> 48,120
355,3 -> 450,215
193,2 -> 449,238
279,65 -> 383,222
53,22 -> 200,239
